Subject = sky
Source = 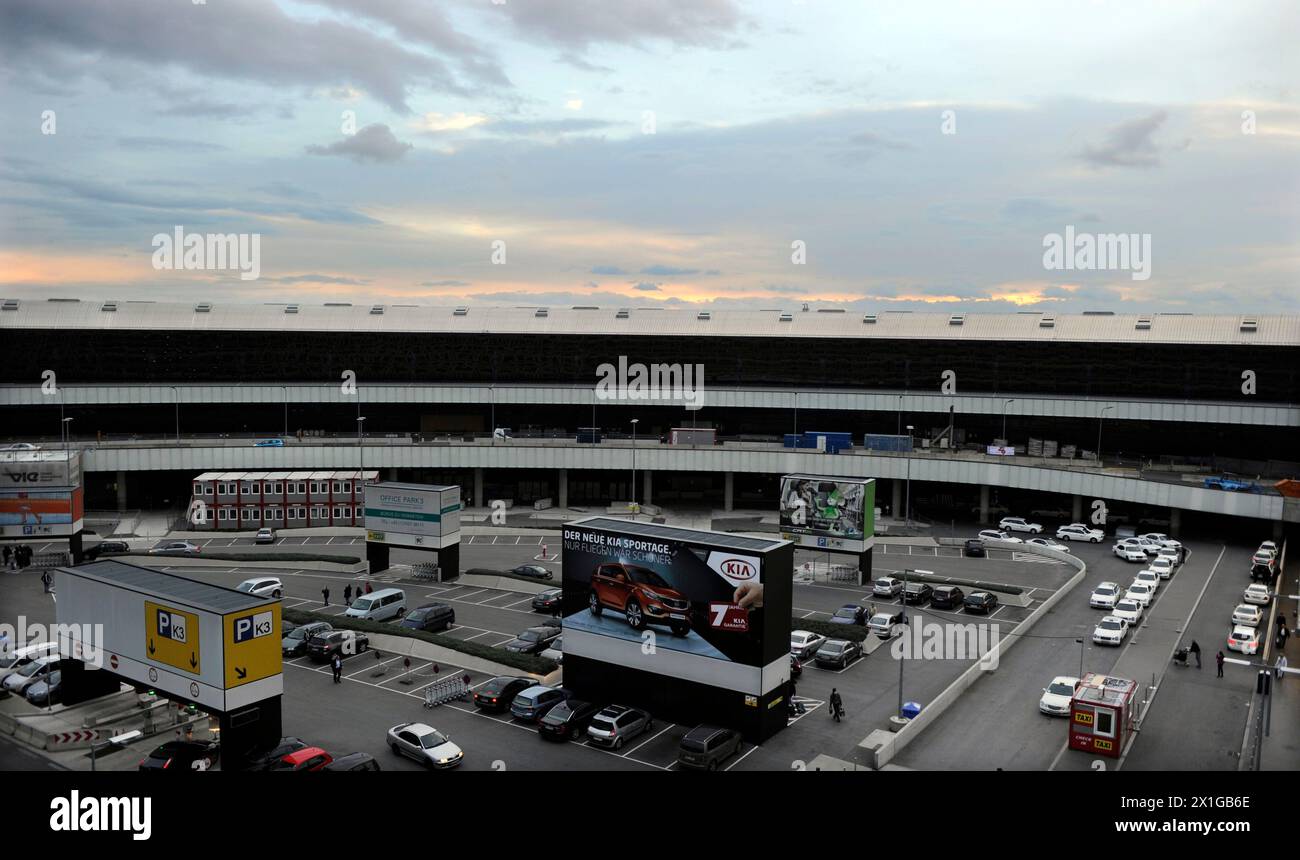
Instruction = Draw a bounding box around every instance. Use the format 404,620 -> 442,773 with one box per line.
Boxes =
1,0 -> 1297,313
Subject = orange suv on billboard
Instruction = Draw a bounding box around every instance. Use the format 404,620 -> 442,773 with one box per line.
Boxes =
588,562 -> 691,636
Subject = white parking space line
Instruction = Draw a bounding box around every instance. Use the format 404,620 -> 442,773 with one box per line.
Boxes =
460,630 -> 496,642
514,536 -> 521,544
453,589 -> 490,601
491,536 -> 500,544
625,723 -> 675,757
503,597 -> 536,609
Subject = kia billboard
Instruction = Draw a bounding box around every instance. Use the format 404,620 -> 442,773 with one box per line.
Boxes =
778,475 -> 874,552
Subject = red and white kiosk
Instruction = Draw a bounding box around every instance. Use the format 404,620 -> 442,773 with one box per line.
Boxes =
1068,673 -> 1138,759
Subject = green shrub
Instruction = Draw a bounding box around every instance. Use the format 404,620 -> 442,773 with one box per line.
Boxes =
793,618 -> 870,643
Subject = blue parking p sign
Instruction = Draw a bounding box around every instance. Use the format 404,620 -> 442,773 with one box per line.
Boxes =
233,611 -> 274,644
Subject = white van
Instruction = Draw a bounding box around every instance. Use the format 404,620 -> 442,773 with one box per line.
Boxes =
0,640 -> 59,683
345,588 -> 406,622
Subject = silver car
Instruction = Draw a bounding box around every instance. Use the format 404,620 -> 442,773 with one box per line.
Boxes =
587,704 -> 652,750
3,655 -> 58,696
149,541 -> 202,557
789,630 -> 827,659
387,722 -> 464,769
235,577 -> 282,598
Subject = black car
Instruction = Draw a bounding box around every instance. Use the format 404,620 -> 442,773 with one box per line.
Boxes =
282,621 -> 332,657
963,539 -> 985,558
814,639 -> 862,669
538,698 -> 603,740
83,540 -> 131,561
138,740 -> 220,771
400,603 -> 455,633
677,725 -> 742,771
502,626 -> 561,655
930,585 -> 965,610
245,737 -> 308,771
531,588 -> 562,612
902,582 -> 933,605
473,676 -> 539,712
511,564 -> 553,581
829,604 -> 869,626
1251,563 -> 1277,583
963,591 -> 999,614
323,752 -> 381,771
306,630 -> 369,663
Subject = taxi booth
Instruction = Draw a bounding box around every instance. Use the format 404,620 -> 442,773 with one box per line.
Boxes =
1068,673 -> 1138,759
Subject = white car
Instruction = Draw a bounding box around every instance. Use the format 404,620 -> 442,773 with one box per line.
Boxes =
978,529 -> 1022,544
1227,625 -> 1261,655
539,635 -> 562,665
1140,533 -> 1182,551
789,630 -> 828,660
1089,582 -> 1120,609
872,577 -> 903,598
386,722 -> 464,769
255,527 -> 276,544
2,655 -> 58,696
1243,583 -> 1271,606
1231,604 -> 1264,627
1133,570 -> 1161,593
1025,537 -> 1070,553
1112,598 -> 1144,625
1039,676 -> 1080,716
1124,582 -> 1155,608
999,517 -> 1043,534
1056,524 -> 1104,543
1092,616 -> 1129,646
1258,541 -> 1278,557
1149,556 -> 1176,579
3,442 -> 40,450
235,577 -> 282,599
1113,543 -> 1148,563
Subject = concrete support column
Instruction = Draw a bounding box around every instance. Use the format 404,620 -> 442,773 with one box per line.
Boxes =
1274,520 -> 1285,542
1072,494 -> 1083,523
724,472 -> 734,512
643,470 -> 652,506
979,485 -> 990,525
386,468 -> 398,481
1169,508 -> 1181,537
473,468 -> 484,509
892,481 -> 903,520
558,469 -> 569,509
115,470 -> 128,512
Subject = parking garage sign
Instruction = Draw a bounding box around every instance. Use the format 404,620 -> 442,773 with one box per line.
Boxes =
144,601 -> 201,675
223,605 -> 281,688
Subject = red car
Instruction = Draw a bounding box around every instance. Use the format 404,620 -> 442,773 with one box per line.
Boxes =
269,747 -> 334,771
588,562 -> 691,635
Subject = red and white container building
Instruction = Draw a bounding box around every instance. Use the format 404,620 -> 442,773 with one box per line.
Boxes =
189,470 -> 378,530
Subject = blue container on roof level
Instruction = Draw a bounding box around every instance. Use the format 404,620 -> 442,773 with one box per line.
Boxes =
901,701 -> 922,719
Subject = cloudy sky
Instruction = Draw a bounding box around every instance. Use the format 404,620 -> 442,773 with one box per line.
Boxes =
1,0 -> 1297,312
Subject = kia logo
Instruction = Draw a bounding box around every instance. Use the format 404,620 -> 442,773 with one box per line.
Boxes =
720,558 -> 756,580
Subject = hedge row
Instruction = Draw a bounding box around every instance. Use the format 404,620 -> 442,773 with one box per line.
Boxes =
793,617 -> 870,644
901,571 -> 1024,595
117,551 -> 362,565
282,606 -> 558,676
461,567 -> 557,587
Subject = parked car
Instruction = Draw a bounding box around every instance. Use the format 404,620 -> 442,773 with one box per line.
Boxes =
255,527 -> 276,544
1039,676 -> 1080,716
538,699 -> 603,741
813,638 -> 862,669
1056,524 -> 1104,543
83,539 -> 131,561
1113,543 -> 1148,563
1025,537 -> 1069,553
1251,563 -> 1277,583
244,737 -> 309,771
2,656 -> 59,696
3,442 -> 40,450
963,539 -> 985,558
998,517 -> 1043,534
1133,570 -> 1161,593
510,685 -> 569,722
531,589 -> 562,612
269,747 -> 334,772
473,676 -> 538,712
387,722 -> 464,769
24,669 -> 62,706
929,585 -> 965,610
323,752 -> 381,771
1139,533 -> 1181,550
1147,557 -> 1175,580
399,603 -> 455,633
789,655 -> 802,678
1258,541 -> 1278,557
828,604 -> 869,625
1123,582 -> 1155,608
1111,598 -> 1143,625
1243,583 -> 1272,605
1227,625 -> 1261,655
1231,604 -> 1264,628
254,438 -> 284,447
0,640 -> 59,683
149,541 -> 201,557
790,630 -> 827,659
511,564 -> 553,580
872,576 -> 904,597
235,577 -> 282,599
868,611 -> 906,639
586,704 -> 652,750
138,739 -> 219,771
676,725 -> 742,771
539,636 -> 563,664
963,591 -> 999,614
1092,616 -> 1129,646
344,587 -> 406,622
502,626 -> 561,655
588,562 -> 690,636
1089,582 -> 1120,610
282,621 -> 332,656
902,582 -> 933,605
978,529 -> 1022,544
306,630 -> 368,663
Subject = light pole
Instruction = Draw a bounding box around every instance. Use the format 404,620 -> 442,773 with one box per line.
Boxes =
281,385 -> 288,437
897,393 -> 903,436
490,385 -> 495,444
357,416 -> 366,487
896,567 -> 910,719
1097,406 -> 1114,463
793,392 -> 799,435
630,418 -> 639,511
168,386 -> 179,442
905,424 -> 914,528
1001,399 -> 1015,442
62,417 -> 74,486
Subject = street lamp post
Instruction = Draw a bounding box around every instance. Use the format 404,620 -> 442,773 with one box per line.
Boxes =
168,386 -> 180,442
630,418 -> 639,512
357,416 -> 366,487
62,417 -> 74,486
897,567 -> 910,719
905,424 -> 914,528
1097,406 -> 1114,463
1002,399 -> 1015,442
281,385 -> 288,437
897,394 -> 903,436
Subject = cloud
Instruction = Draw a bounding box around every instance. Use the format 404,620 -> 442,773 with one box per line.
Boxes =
1000,198 -> 1072,221
419,279 -> 471,287
488,117 -> 620,136
117,137 -> 226,152
1079,111 -> 1169,168
591,265 -> 626,275
493,0 -> 746,51
266,274 -> 370,285
641,265 -> 699,276
632,282 -> 661,291
306,124 -> 413,163
414,112 -> 490,133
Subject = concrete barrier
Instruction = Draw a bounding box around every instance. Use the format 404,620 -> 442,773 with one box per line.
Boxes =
0,711 -> 17,736
859,544 -> 1088,769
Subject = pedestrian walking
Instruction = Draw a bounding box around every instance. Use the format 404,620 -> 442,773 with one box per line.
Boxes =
829,688 -> 843,723
1276,653 -> 1288,682
322,586 -> 330,606
1190,640 -> 1201,668
2,546 -> 10,569
365,582 -> 373,595
41,570 -> 52,593
331,651 -> 343,683
343,584 -> 352,605
1216,650 -> 1225,678
1276,624 -> 1289,650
